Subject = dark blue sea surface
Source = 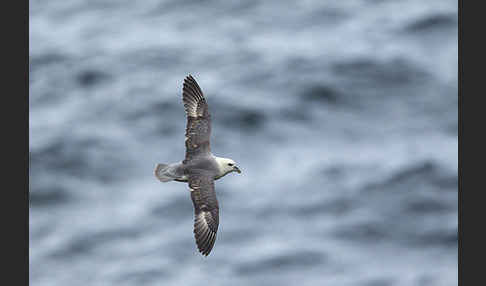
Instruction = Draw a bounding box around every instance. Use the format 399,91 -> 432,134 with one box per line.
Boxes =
29,1 -> 457,285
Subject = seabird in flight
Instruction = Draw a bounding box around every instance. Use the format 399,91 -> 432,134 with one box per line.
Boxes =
154,75 -> 241,256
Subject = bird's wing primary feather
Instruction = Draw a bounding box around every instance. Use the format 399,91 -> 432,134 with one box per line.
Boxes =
188,172 -> 219,256
182,75 -> 211,163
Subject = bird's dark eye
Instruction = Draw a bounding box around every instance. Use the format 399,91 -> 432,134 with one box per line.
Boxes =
228,163 -> 233,166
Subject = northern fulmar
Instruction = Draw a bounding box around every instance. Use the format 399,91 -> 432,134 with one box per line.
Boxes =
154,75 -> 241,256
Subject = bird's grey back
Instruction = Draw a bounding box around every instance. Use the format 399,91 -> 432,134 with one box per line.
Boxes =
183,155 -> 219,177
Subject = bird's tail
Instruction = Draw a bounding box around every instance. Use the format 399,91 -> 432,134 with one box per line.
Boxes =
154,163 -> 174,182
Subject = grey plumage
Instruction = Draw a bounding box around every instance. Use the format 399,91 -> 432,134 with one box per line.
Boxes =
154,75 -> 241,256
183,75 -> 212,164
189,172 -> 219,256
182,75 -> 220,256
154,163 -> 187,182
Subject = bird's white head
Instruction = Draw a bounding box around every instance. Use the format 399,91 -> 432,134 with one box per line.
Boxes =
214,157 -> 241,178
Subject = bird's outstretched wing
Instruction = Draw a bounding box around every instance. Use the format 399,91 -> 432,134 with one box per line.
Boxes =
182,75 -> 211,163
188,172 -> 219,256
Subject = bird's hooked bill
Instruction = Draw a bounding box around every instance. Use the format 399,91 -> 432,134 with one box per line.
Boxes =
234,166 -> 242,174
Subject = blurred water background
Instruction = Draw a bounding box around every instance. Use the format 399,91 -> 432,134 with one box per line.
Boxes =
29,0 -> 458,285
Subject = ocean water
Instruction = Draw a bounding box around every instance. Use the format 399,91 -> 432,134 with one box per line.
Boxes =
29,0 -> 458,285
